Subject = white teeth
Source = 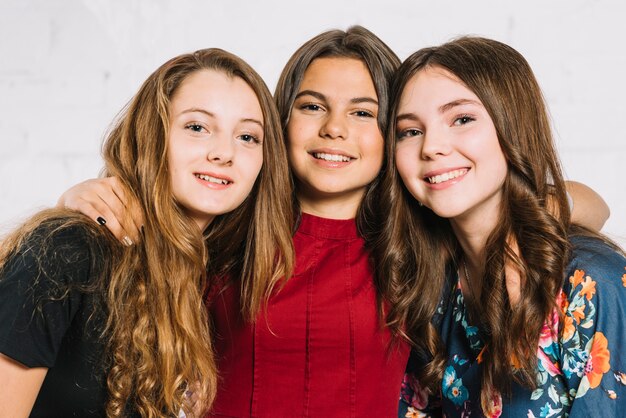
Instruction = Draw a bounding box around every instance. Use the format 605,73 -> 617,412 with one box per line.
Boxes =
313,152 -> 351,162
427,169 -> 468,184
195,174 -> 229,185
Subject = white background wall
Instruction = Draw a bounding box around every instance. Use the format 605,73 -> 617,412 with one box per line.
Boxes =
1,0 -> 624,246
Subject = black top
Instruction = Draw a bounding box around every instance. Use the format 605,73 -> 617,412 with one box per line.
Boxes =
0,222 -> 111,417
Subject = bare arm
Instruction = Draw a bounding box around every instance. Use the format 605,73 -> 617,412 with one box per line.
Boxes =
565,181 -> 610,231
0,354 -> 47,418
56,177 -> 143,244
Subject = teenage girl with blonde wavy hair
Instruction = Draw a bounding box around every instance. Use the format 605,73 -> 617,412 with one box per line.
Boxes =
0,48 -> 293,417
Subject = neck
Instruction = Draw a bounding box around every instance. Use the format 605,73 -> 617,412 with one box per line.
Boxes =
451,204 -> 522,305
450,206 -> 497,301
452,214 -> 494,309
193,215 -> 215,231
450,217 -> 495,271
297,190 -> 363,220
449,194 -> 503,266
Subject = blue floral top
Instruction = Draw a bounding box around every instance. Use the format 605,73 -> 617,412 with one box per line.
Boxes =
399,236 -> 626,417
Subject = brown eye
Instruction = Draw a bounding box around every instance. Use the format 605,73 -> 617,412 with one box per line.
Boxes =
453,115 -> 475,126
354,110 -> 374,118
299,103 -> 323,112
238,134 -> 261,144
397,128 -> 422,140
185,123 -> 206,133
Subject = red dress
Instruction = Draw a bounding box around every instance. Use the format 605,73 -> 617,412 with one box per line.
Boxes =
208,213 -> 410,417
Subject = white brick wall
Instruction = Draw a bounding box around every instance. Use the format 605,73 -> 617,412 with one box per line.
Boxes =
1,0 -> 624,246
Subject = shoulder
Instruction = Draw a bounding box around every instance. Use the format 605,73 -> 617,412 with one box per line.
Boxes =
0,212 -> 113,367
565,235 -> 626,293
559,235 -> 626,338
1,211 -> 115,288
569,235 -> 625,269
556,235 -> 626,403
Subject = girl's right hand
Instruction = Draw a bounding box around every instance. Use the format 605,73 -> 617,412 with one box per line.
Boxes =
56,177 -> 143,245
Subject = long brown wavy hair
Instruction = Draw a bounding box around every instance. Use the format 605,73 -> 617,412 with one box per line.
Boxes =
0,48 -> 294,417
379,36 -> 587,402
274,26 -> 401,318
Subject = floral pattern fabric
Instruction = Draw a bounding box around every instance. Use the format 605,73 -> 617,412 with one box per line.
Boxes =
399,236 -> 626,417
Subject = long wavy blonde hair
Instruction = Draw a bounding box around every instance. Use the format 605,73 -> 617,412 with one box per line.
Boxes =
0,48 -> 294,416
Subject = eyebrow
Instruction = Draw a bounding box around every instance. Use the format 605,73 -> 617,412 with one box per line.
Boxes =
180,108 -> 264,129
396,113 -> 420,123
438,98 -> 482,113
396,98 -> 482,123
294,90 -> 378,106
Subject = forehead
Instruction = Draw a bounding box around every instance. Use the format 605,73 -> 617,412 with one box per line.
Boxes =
171,69 -> 263,117
300,57 -> 377,96
399,66 -> 480,111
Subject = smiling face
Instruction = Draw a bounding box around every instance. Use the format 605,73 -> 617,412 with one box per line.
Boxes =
286,57 -> 384,218
167,69 -> 264,230
395,66 -> 508,227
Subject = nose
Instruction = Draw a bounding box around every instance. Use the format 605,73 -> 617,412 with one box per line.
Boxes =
319,109 -> 347,140
207,134 -> 234,166
420,129 -> 452,160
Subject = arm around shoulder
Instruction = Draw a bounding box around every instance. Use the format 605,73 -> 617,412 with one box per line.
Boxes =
565,181 -> 610,231
56,176 -> 144,243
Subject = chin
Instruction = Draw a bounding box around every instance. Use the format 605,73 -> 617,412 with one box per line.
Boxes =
423,203 -> 461,220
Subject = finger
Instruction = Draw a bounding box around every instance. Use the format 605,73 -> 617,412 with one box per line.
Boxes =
57,178 -> 135,245
77,178 -> 138,244
74,197 -> 134,244
73,183 -> 133,244
92,181 -> 139,242
108,177 -> 144,241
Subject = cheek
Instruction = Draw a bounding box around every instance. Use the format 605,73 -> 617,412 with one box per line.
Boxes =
241,148 -> 264,185
166,143 -> 185,178
358,127 -> 385,174
285,129 -> 302,162
369,134 -> 385,165
286,117 -> 309,148
395,144 -> 416,179
395,147 -> 426,200
285,131 -> 307,179
483,137 -> 508,184
494,154 -> 508,187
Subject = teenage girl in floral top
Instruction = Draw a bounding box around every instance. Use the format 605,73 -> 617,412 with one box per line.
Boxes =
380,36 -> 626,417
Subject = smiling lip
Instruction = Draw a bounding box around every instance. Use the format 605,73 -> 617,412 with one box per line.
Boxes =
308,148 -> 356,168
194,172 -> 233,189
423,167 -> 469,189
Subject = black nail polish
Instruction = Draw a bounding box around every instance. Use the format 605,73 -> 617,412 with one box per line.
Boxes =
97,217 -> 107,226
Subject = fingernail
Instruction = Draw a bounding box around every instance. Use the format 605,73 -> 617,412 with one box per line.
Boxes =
96,217 -> 107,226
122,236 -> 133,246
